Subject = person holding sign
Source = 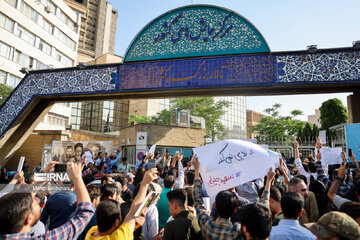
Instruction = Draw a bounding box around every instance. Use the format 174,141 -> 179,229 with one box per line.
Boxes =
85,168 -> 158,240
192,155 -> 275,240
315,138 -> 353,197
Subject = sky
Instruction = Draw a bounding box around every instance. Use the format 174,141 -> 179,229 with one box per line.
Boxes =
107,0 -> 360,121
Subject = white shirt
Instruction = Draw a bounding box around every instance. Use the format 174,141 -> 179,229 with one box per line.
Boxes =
95,158 -> 102,167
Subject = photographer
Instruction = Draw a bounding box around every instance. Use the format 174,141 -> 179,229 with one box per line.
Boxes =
328,162 -> 360,208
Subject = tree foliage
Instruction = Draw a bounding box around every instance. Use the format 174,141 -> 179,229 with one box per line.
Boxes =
319,98 -> 348,130
312,124 -> 319,139
250,103 -> 307,139
0,84 -> 13,106
128,109 -> 171,125
128,97 -> 231,141
170,97 -> 231,141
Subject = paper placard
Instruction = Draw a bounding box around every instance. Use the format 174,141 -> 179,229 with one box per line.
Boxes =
203,197 -> 211,211
193,140 -> 278,197
17,156 -> 25,172
319,130 -> 327,144
322,147 -> 343,165
149,144 -> 156,155
134,191 -> 160,217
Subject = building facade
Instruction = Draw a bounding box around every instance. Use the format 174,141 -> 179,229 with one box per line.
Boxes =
64,0 -> 117,63
1,0 -> 80,130
246,110 -> 268,139
63,0 -> 124,133
70,100 -> 129,133
129,97 -> 247,140
218,96 -> 247,139
308,109 -> 321,127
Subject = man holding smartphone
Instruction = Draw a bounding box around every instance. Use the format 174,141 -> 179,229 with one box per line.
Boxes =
327,161 -> 360,210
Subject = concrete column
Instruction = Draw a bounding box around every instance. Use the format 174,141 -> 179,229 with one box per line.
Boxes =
347,91 -> 360,124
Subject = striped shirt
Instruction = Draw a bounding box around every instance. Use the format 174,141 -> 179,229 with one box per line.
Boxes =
0,202 -> 95,240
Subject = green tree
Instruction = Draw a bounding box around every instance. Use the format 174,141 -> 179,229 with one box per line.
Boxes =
302,122 -> 312,138
0,84 -> 13,106
128,109 -> 171,126
128,114 -> 152,125
312,124 -> 319,139
170,97 -> 231,141
250,103 -> 307,140
128,97 -> 230,141
149,109 -> 171,125
319,98 -> 348,130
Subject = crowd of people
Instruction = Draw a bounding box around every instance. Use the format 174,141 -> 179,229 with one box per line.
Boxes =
0,138 -> 360,240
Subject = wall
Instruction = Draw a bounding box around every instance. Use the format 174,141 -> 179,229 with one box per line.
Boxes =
246,110 -> 268,139
120,123 -> 206,147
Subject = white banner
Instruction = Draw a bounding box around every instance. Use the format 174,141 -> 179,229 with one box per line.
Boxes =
149,144 -> 157,155
319,130 -> 327,144
193,139 -> 279,197
322,147 -> 343,165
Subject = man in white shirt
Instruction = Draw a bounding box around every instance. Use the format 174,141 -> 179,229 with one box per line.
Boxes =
94,152 -> 103,168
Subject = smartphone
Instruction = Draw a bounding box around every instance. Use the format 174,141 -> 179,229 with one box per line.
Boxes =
349,149 -> 353,158
148,159 -> 156,169
346,162 -> 359,169
54,164 -> 67,172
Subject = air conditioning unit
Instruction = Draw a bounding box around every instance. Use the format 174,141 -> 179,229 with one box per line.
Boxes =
178,110 -> 190,127
45,6 -> 51,13
170,109 -> 190,127
170,110 -> 178,126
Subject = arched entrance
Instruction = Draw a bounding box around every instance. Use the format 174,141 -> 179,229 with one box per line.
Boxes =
1,5 -> 360,165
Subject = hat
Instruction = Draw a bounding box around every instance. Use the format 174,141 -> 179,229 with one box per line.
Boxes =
305,211 -> 360,240
125,173 -> 135,179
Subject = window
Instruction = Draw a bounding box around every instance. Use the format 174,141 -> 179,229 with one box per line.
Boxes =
47,113 -> 69,126
0,41 -> 11,59
20,2 -> 54,34
43,19 -> 53,33
36,60 -> 49,70
39,40 -> 51,55
0,70 -> 6,84
20,2 -> 36,20
15,25 -> 36,46
0,13 -> 15,32
14,50 -> 32,68
8,74 -> 21,88
41,0 -> 56,14
53,27 -> 76,51
54,49 -> 73,67
57,9 -> 67,23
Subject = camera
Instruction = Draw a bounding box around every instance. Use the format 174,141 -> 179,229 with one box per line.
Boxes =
54,164 -> 67,172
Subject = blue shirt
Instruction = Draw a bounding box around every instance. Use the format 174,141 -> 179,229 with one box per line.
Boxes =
106,160 -> 112,174
40,192 -> 77,230
269,219 -> 316,240
135,160 -> 148,172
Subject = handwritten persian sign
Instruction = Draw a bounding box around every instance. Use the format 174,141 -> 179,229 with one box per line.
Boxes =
124,5 -> 269,62
322,147 -> 343,165
193,139 -> 279,197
